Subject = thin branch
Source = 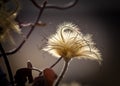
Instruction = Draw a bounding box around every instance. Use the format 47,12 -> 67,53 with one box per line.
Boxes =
53,61 -> 69,86
30,0 -> 78,10
30,0 -> 42,9
27,57 -> 62,74
50,57 -> 62,68
0,43 -> 14,86
46,0 -> 78,10
0,1 -> 47,57
30,67 -> 42,74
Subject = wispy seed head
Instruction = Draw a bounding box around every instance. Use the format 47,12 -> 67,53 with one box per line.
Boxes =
43,22 -> 102,62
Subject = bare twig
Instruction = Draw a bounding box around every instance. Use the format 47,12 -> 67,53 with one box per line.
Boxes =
30,0 -> 78,10
0,1 -> 47,57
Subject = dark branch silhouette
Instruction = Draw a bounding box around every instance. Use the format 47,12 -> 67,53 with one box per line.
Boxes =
0,43 -> 14,86
30,0 -> 78,10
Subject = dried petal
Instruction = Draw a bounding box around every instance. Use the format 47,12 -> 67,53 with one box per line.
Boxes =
44,68 -> 57,86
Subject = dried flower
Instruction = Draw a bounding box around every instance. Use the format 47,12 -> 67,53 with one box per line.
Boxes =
0,1 -> 21,42
43,22 -> 102,86
43,22 -> 102,62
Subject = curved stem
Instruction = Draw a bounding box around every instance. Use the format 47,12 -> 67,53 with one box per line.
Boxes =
30,67 -> 42,74
30,0 -> 78,10
46,0 -> 78,10
50,57 -> 62,68
54,61 -> 69,86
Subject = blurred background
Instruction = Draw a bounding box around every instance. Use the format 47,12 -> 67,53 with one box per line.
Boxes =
0,0 -> 120,86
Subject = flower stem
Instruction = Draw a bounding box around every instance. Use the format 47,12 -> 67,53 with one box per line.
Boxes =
50,57 -> 62,68
54,60 -> 69,86
0,43 -> 14,86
